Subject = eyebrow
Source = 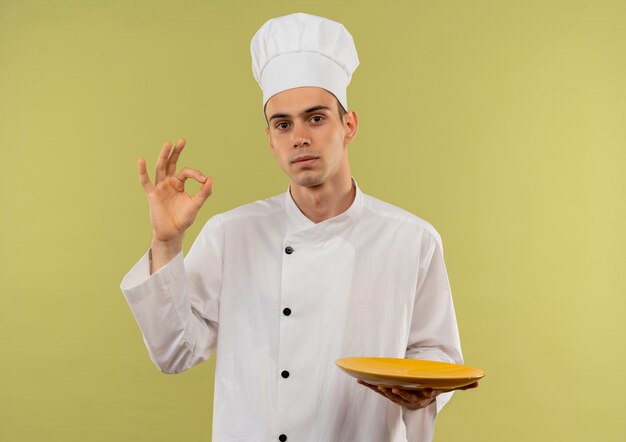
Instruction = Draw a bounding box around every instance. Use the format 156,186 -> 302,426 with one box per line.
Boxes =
268,105 -> 331,123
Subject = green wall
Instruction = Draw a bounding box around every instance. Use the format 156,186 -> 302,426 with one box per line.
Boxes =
1,0 -> 624,440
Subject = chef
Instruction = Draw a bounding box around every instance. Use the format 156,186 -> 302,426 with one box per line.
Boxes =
120,12 -> 469,442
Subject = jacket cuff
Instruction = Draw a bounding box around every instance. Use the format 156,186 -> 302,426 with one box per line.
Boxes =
119,248 -> 185,304
435,390 -> 454,414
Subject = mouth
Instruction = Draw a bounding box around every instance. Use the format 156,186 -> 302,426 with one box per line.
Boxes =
291,155 -> 319,164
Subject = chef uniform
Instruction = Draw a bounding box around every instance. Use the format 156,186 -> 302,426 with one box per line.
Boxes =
120,12 -> 463,442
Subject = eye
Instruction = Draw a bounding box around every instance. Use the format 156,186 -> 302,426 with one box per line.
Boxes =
310,115 -> 325,123
275,121 -> 290,130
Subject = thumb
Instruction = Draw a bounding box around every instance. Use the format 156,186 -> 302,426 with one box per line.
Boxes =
192,176 -> 213,208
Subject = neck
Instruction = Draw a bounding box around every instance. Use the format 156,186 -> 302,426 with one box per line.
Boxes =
289,173 -> 356,224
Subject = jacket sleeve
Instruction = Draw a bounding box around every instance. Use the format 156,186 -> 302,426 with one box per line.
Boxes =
403,230 -> 464,436
119,216 -> 224,374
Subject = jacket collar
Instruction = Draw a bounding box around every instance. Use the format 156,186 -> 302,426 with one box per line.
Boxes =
284,177 -> 365,241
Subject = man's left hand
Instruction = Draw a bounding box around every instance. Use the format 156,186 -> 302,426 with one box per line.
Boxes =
357,379 -> 479,410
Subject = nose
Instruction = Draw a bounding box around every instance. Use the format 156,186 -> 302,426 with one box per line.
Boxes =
291,122 -> 311,148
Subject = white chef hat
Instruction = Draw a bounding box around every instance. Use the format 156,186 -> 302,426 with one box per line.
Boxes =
250,12 -> 359,111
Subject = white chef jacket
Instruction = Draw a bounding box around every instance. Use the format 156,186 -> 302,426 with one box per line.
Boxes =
120,177 -> 463,442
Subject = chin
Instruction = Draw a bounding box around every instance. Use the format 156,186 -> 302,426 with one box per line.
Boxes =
292,172 -> 325,188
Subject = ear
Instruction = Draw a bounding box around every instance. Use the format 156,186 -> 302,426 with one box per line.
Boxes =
343,111 -> 358,146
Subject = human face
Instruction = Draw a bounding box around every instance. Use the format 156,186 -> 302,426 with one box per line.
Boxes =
264,87 -> 357,188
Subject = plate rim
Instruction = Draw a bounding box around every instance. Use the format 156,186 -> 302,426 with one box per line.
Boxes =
335,356 -> 486,383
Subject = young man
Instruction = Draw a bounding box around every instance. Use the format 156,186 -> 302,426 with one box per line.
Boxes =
121,12 -> 468,442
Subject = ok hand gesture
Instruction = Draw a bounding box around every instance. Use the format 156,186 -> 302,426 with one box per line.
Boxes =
138,139 -> 213,244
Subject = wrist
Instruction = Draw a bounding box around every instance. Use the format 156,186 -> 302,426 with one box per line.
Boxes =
150,236 -> 183,255
149,236 -> 183,275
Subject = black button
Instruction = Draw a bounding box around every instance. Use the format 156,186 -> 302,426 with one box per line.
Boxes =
281,370 -> 290,378
285,246 -> 294,254
283,308 -> 291,316
279,435 -> 287,442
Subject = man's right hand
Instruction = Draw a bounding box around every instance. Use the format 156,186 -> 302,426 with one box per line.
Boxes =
138,139 -> 213,272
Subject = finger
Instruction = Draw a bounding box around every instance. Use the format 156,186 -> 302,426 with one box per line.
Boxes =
377,386 -> 407,403
192,175 -> 213,208
371,386 -> 398,402
421,388 -> 436,398
173,167 -> 208,192
357,380 -> 389,397
390,387 -> 438,409
174,167 -> 208,184
361,382 -> 427,408
166,138 -> 186,177
391,388 -> 421,403
358,381 -> 409,405
357,379 -> 380,391
456,382 -> 479,391
138,157 -> 155,193
155,141 -> 173,184
423,388 -> 445,398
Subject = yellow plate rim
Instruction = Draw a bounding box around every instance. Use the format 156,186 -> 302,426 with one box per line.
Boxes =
336,357 -> 486,384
